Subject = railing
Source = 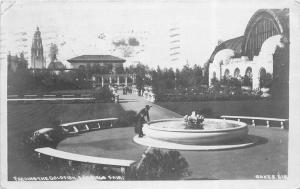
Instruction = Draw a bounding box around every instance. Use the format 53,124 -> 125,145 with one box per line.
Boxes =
7,94 -> 96,103
8,94 -> 94,99
59,118 -> 119,134
220,115 -> 288,129
113,93 -> 119,103
143,91 -> 156,103
35,147 -> 135,176
132,88 -> 139,95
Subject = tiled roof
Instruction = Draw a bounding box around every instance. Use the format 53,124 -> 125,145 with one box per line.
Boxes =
67,55 -> 126,63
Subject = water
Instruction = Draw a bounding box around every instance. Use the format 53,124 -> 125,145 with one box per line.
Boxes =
151,120 -> 238,130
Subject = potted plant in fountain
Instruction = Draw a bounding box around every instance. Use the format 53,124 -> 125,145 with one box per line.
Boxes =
184,111 -> 205,129
260,73 -> 273,97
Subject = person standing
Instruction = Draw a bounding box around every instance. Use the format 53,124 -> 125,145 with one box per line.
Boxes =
135,105 -> 152,137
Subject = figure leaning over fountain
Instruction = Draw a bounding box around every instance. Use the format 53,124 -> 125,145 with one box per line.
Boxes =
135,105 -> 152,137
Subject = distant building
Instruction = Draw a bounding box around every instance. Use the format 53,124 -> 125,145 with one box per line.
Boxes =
7,52 -> 28,72
47,60 -> 66,75
67,55 -> 125,73
67,55 -> 135,87
31,27 -> 45,69
47,60 -> 65,70
208,9 -> 289,97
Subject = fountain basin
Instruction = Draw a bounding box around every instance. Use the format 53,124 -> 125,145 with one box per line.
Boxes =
143,118 -> 248,145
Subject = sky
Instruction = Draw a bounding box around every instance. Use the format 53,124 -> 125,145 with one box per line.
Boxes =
0,0 -> 290,69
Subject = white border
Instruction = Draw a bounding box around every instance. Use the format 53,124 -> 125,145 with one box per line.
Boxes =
1,0 -> 300,189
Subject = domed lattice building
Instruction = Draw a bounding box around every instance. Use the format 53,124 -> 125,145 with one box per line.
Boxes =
208,9 -> 289,98
47,60 -> 65,70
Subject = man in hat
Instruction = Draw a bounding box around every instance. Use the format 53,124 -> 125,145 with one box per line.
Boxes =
135,105 -> 152,137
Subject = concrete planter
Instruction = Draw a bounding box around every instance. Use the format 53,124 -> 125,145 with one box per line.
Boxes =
261,87 -> 271,97
242,86 -> 252,91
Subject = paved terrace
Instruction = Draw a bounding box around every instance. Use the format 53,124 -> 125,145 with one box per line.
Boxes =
57,93 -> 288,180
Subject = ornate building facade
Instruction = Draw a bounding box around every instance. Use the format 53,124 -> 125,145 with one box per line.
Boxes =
208,9 -> 289,97
31,27 -> 45,69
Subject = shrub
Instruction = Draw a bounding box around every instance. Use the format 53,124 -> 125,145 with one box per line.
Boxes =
128,149 -> 191,180
197,107 -> 213,117
93,86 -> 113,101
116,110 -> 137,127
260,73 -> 273,88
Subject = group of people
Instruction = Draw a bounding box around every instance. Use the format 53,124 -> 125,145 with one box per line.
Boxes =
122,86 -> 129,95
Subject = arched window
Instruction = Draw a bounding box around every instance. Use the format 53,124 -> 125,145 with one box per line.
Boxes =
234,68 -> 240,78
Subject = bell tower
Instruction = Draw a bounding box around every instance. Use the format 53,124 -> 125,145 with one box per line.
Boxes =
31,27 -> 45,69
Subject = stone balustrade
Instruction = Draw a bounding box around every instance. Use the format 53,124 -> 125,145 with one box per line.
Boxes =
143,91 -> 156,103
59,118 -> 119,134
221,115 -> 288,129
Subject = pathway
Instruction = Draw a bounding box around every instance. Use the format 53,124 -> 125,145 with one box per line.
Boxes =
118,93 -> 182,119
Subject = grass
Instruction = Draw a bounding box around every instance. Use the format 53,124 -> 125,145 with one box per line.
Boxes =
156,98 -> 288,119
7,102 -> 126,180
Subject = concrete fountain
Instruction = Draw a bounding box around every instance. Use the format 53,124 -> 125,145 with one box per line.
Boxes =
134,111 -> 256,150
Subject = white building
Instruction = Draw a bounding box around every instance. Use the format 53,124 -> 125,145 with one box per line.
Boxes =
208,9 -> 289,93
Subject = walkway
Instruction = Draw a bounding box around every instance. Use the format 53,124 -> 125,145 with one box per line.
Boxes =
118,93 -> 182,119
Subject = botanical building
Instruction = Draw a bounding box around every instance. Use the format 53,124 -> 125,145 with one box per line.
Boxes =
208,9 -> 289,97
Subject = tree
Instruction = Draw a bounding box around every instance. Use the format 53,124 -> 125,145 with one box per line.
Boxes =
260,73 -> 273,88
242,75 -> 252,87
49,43 -> 58,62
202,60 -> 210,85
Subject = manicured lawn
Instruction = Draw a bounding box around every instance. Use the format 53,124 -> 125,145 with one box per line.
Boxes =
157,98 -> 288,119
7,102 -> 126,180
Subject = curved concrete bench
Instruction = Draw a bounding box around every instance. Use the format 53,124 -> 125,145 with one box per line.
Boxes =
33,128 -> 54,136
35,147 -> 135,176
221,115 -> 288,129
59,118 -> 119,134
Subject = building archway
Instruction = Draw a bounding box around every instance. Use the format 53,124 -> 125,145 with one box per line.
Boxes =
224,69 -> 230,78
259,67 -> 267,77
259,67 -> 267,88
213,71 -> 217,79
245,67 -> 253,78
243,67 -> 253,87
234,68 -> 240,78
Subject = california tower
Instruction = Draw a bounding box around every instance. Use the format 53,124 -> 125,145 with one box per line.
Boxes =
31,27 -> 45,69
